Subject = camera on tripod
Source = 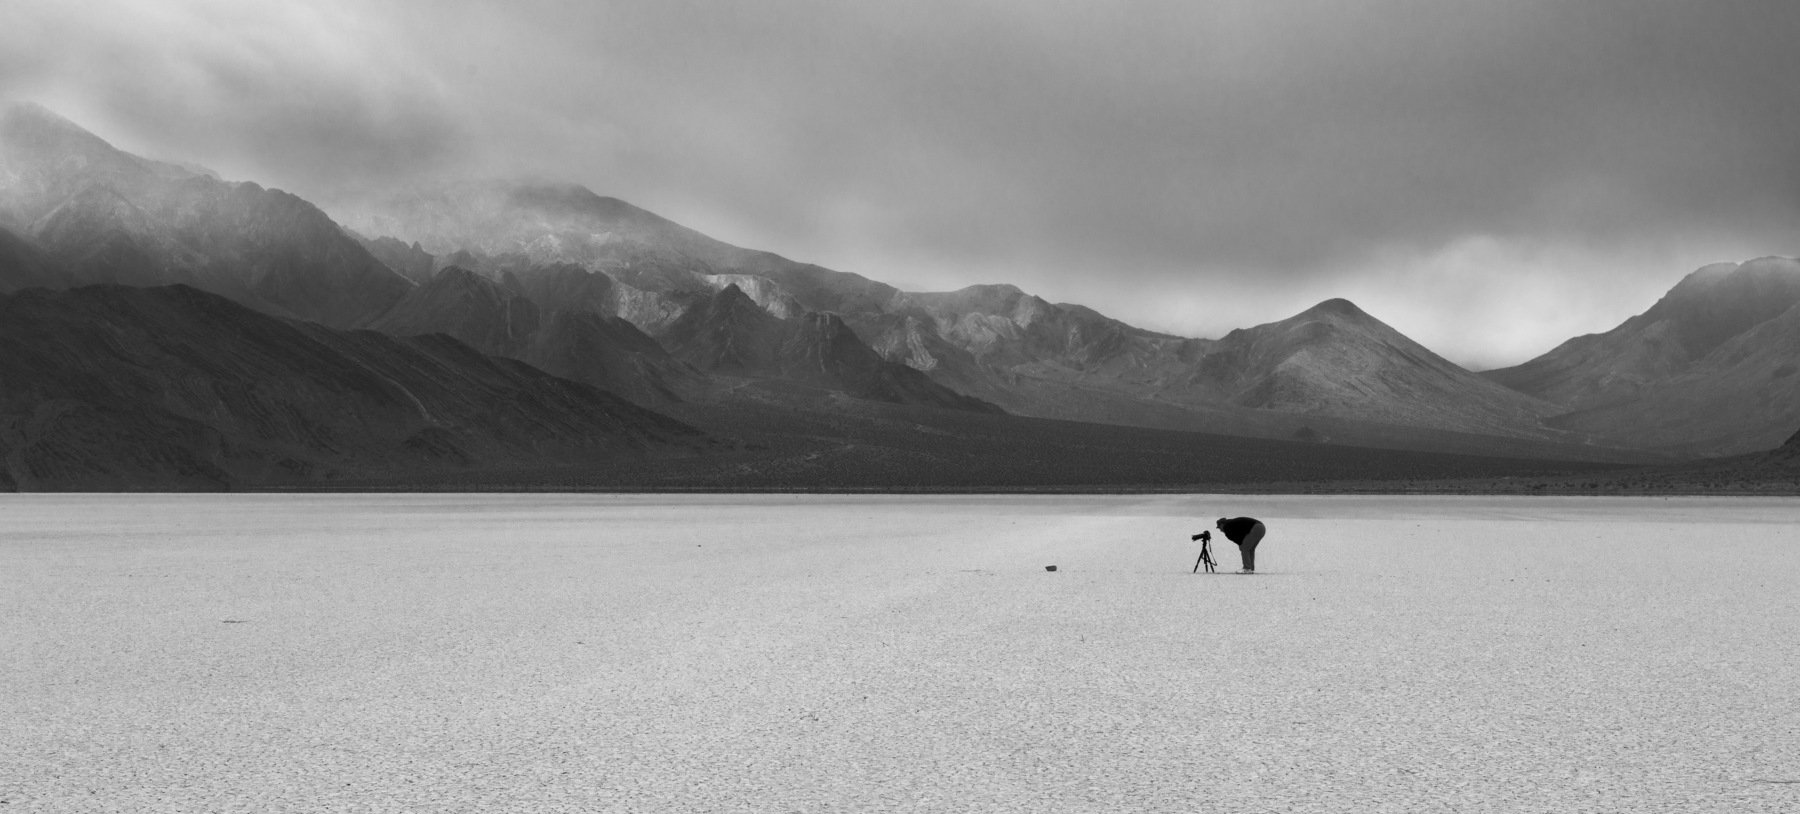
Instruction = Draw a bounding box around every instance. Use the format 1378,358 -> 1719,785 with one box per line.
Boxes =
1191,530 -> 1216,573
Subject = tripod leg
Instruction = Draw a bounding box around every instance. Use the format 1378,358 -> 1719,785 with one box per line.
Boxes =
1193,553 -> 1205,574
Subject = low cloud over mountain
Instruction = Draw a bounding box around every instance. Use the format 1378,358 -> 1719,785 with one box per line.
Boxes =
2,104 -> 1797,489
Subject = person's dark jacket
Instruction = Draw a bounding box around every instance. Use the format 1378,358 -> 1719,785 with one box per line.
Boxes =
1216,516 -> 1262,544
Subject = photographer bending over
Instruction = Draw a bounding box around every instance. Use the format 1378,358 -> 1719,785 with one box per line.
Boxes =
1215,516 -> 1266,573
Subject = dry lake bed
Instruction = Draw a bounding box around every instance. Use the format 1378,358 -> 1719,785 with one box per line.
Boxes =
4,494 -> 1798,812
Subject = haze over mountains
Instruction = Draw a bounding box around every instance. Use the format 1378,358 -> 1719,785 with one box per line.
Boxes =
0,103 -> 411,328
1484,257 -> 1800,454
2,101 -> 1796,489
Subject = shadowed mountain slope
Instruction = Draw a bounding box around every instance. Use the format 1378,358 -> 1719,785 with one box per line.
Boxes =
1484,257 -> 1800,454
10,103 -> 1786,489
659,284 -> 1001,412
0,102 -> 412,327
521,309 -> 698,406
371,266 -> 543,356
1536,296 -> 1800,454
340,180 -> 895,313
886,284 -> 1197,369
370,266 -> 697,405
1773,428 -> 1800,467
0,284 -> 705,490
502,262 -> 618,317
659,283 -> 790,373
216,132 -> 1779,458
1486,257 -> 1800,409
851,289 -> 1580,453
356,234 -> 436,284
0,223 -> 63,291
336,179 -> 1621,453
1188,298 -> 1555,436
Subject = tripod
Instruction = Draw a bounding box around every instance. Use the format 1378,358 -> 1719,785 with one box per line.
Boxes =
1191,531 -> 1217,574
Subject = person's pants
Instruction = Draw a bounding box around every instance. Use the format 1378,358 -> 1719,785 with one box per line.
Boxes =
1238,522 -> 1265,571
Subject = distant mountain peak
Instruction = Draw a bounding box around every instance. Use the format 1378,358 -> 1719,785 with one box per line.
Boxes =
1690,261 -> 1743,280
704,273 -> 803,318
1299,297 -> 1368,320
1,100 -> 96,139
1661,255 -> 1798,294
505,181 -> 643,216
961,283 -> 1023,296
1256,298 -> 1388,339
1744,255 -> 1800,269
711,281 -> 758,309
1,103 -> 411,325
433,264 -> 487,286
1484,255 -> 1800,451
0,100 -> 143,179
904,283 -> 1032,320
1637,255 -> 1800,353
669,282 -> 784,340
371,263 -> 539,352
1663,255 -> 1799,295
797,310 -> 854,335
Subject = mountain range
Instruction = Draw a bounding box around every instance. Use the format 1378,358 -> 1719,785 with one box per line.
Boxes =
1484,256 -> 1800,454
0,283 -> 706,489
2,101 -> 1796,490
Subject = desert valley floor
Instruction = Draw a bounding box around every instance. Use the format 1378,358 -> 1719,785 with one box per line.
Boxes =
5,494 -> 1798,812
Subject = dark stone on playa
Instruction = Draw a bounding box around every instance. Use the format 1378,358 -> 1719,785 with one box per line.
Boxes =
1045,565 -> 1057,572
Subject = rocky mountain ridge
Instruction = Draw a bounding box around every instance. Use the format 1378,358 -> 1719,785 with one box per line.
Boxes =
352,178 -> 1800,456
1486,257 -> 1800,408
0,284 -> 706,489
1485,256 -> 1800,454
656,284 -> 1000,412
0,102 -> 413,327
341,178 -> 1610,452
3,102 -> 1795,487
331,169 -> 1799,455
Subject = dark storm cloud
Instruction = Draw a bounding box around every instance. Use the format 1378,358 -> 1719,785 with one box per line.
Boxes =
3,1 -> 469,193
8,0 -> 1799,365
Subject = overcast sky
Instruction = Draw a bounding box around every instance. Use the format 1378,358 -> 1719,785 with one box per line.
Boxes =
7,0 -> 1798,368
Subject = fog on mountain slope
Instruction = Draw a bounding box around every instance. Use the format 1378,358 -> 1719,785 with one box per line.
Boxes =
339,177 -> 1641,453
0,102 -> 414,327
1485,257 -> 1800,454
4,102 -> 1796,464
